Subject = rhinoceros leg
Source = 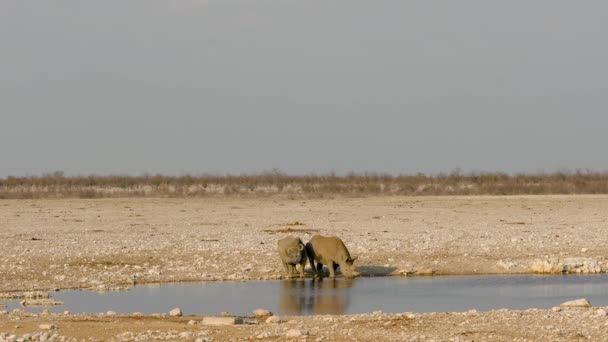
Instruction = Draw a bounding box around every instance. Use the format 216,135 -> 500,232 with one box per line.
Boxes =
316,262 -> 324,277
298,260 -> 306,278
328,262 -> 336,278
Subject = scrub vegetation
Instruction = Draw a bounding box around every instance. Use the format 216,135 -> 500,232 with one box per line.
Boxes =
1,170 -> 607,199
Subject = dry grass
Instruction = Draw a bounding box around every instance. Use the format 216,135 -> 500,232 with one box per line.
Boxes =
1,170 -> 608,199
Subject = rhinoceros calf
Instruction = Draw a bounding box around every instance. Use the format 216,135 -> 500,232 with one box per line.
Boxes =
306,235 -> 360,278
277,236 -> 307,278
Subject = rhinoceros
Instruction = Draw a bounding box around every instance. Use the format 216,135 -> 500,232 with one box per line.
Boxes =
277,236 -> 307,278
306,235 -> 360,278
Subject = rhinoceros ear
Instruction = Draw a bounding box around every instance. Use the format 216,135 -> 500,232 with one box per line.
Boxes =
350,256 -> 358,262
299,243 -> 304,250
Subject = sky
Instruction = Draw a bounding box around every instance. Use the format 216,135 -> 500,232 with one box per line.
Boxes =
1,1 -> 607,177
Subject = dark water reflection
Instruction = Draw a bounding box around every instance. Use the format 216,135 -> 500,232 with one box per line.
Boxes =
3,275 -> 608,316
279,278 -> 355,315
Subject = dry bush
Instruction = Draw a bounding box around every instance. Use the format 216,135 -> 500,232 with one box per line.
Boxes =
0,170 -> 607,199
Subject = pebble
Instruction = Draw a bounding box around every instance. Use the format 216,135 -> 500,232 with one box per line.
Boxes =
595,309 -> 607,316
202,316 -> 243,325
106,310 -> 117,316
266,316 -> 282,324
38,324 -> 57,330
187,320 -> 197,325
285,329 -> 309,338
178,332 -> 193,339
253,308 -> 273,317
560,298 -> 591,308
256,332 -> 272,339
169,307 -> 182,317
551,307 -> 561,312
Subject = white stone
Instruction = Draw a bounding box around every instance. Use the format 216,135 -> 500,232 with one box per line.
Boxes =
256,332 -> 272,339
38,324 -> 57,330
581,248 -> 588,253
285,329 -> 309,338
266,316 -> 282,324
253,308 -> 273,317
595,309 -> 607,316
187,320 -> 197,325
551,307 -> 561,312
106,310 -> 116,316
178,332 -> 193,339
202,316 -> 243,325
560,298 -> 591,308
169,308 -> 182,317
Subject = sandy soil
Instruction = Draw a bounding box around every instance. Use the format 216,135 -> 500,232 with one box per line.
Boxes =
1,195 -> 608,341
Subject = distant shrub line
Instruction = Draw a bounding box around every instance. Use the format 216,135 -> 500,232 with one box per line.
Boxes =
1,171 -> 607,199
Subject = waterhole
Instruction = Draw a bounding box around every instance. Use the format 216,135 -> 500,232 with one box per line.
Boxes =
4,275 -> 608,316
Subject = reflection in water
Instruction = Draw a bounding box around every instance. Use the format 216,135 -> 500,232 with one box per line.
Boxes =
279,278 -> 356,315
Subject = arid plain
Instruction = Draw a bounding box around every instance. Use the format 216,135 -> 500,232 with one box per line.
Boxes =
2,195 -> 608,341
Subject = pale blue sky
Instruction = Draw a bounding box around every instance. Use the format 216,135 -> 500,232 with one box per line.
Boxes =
1,1 -> 607,176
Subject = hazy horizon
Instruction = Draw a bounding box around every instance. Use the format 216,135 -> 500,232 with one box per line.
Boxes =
2,1 -> 607,178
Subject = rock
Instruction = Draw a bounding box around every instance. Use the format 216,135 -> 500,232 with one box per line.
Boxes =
20,299 -> 64,307
562,258 -> 601,274
551,307 -> 561,312
194,338 -> 208,342
253,308 -> 273,317
266,316 -> 282,324
581,248 -> 588,253
530,257 -> 563,273
560,298 -> 591,308
63,311 -> 70,315
38,324 -> 57,330
24,292 -> 50,299
595,309 -> 607,316
132,312 -> 143,317
285,329 -> 309,338
169,308 -> 182,317
202,316 -> 243,325
187,320 -> 197,325
256,332 -> 272,339
178,332 -> 193,339
106,310 -> 116,316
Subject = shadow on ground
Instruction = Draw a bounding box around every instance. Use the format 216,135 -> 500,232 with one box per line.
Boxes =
355,265 -> 397,276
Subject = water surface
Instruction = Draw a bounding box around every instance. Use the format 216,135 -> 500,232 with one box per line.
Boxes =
4,275 -> 608,316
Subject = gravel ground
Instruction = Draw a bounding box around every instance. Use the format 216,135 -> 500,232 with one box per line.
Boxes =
1,195 -> 608,341
1,306 -> 608,341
